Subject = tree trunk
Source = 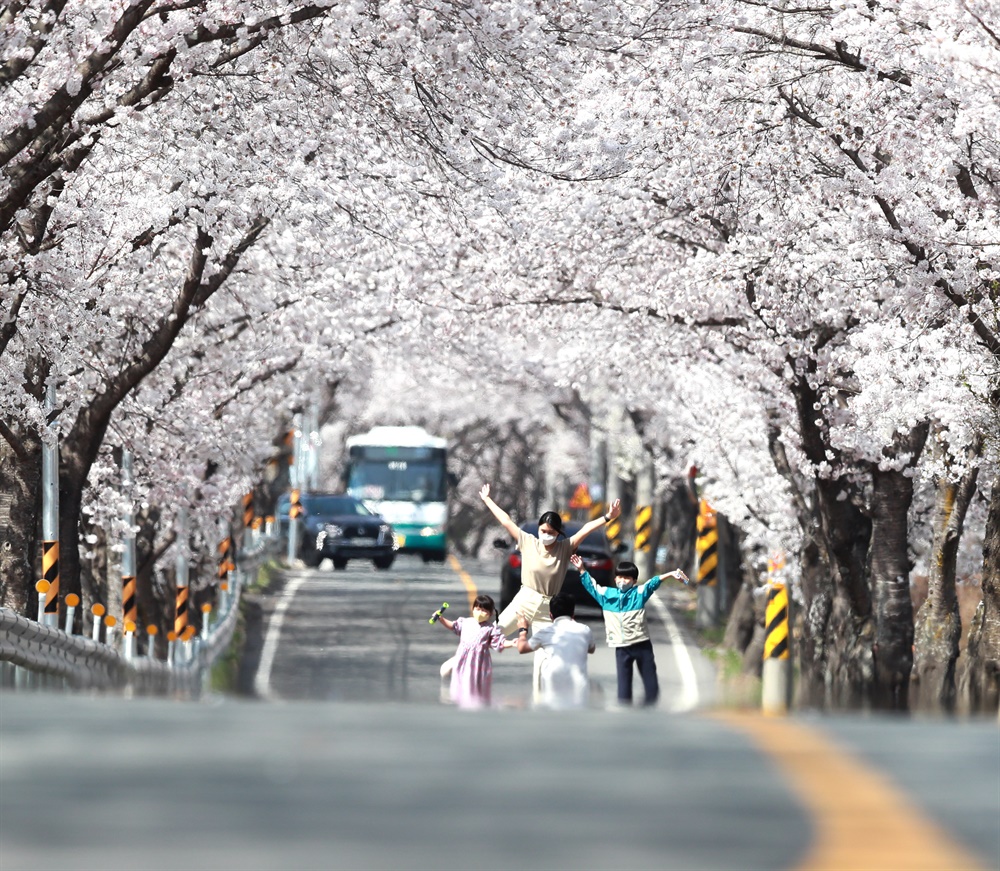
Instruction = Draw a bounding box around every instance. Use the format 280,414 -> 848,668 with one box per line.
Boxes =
791,369 -> 879,708
768,375 -> 875,710
0,427 -> 42,614
659,476 -> 699,580
56,452 -> 89,604
959,473 -> 1000,714
723,581 -> 757,656
913,438 -> 979,714
868,423 -> 928,711
794,537 -> 832,708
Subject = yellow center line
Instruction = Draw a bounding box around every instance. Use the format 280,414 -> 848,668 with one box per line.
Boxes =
714,712 -> 987,871
446,554 -> 479,613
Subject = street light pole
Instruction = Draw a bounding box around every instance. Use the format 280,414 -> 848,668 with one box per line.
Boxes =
41,382 -> 59,627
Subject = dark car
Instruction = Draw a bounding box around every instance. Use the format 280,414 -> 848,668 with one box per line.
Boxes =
276,492 -> 397,570
494,521 -> 626,612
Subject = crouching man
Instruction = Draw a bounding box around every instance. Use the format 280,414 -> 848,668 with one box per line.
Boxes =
514,592 -> 595,709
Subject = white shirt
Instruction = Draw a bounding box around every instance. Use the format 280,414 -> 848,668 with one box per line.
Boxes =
527,616 -> 595,709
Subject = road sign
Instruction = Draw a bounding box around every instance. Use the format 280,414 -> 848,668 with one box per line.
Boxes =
568,483 -> 593,509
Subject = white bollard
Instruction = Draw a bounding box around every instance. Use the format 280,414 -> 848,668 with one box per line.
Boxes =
64,593 -> 79,634
103,615 -> 117,648
124,622 -> 136,660
90,604 -> 105,642
35,580 -> 49,623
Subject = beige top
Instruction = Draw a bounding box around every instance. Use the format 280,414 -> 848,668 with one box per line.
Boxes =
517,529 -> 573,597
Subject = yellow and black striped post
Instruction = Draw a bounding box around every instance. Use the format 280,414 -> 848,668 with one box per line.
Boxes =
122,574 -> 137,629
764,583 -> 790,661
634,505 -> 653,553
217,535 -> 235,581
174,582 -> 189,638
604,501 -> 622,549
695,499 -> 718,587
242,492 -> 254,529
694,498 -> 720,628
42,540 -> 59,619
762,581 -> 791,715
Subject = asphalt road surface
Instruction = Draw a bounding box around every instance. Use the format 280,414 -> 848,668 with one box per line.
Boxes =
247,554 -> 716,709
1,554 -> 997,871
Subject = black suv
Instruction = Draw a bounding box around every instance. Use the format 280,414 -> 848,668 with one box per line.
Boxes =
276,492 -> 397,570
494,521 -> 626,611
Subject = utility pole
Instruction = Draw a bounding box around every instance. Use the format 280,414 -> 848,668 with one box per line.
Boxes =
121,449 -> 138,647
174,506 -> 190,658
634,455 -> 656,577
41,382 -> 59,627
287,413 -> 302,564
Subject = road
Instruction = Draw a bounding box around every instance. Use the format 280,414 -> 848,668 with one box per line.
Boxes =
1,554 -> 997,871
247,554 -> 716,709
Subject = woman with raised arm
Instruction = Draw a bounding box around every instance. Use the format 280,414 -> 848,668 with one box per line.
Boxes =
479,483 -> 622,635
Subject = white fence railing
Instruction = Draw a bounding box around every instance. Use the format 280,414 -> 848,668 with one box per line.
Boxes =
0,542 -> 269,695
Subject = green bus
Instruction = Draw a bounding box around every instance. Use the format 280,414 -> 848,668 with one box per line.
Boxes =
344,426 -> 449,562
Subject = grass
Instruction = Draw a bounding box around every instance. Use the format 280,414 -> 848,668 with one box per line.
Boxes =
670,586 -> 764,710
208,558 -> 280,692
246,557 -> 282,593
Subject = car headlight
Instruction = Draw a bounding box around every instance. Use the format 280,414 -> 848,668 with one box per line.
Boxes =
325,524 -> 343,538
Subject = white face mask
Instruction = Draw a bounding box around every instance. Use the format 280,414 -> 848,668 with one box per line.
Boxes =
473,608 -> 491,623
615,578 -> 635,591
539,532 -> 558,546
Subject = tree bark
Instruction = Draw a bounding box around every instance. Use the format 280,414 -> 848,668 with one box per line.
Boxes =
0,355 -> 48,614
0,425 -> 42,614
659,476 -> 699,580
723,581 -> 757,659
869,423 -> 928,711
959,473 -> 1000,714
794,537 -> 831,708
789,369 -> 879,709
913,435 -> 980,714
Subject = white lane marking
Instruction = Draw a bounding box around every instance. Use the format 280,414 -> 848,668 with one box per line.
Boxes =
254,573 -> 309,700
648,591 -> 700,712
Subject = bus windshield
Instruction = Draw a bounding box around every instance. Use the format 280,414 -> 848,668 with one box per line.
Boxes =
347,459 -> 446,503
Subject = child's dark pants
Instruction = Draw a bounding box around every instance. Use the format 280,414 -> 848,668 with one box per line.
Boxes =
615,639 -> 659,705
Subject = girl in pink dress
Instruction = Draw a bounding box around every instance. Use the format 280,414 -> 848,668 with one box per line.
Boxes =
435,594 -> 507,708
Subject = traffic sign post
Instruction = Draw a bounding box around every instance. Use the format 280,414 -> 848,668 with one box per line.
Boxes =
762,549 -> 791,716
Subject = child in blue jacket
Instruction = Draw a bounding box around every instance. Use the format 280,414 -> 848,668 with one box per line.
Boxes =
570,553 -> 688,706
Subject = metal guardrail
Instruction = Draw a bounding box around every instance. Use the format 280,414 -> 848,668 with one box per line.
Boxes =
0,542 -> 270,695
